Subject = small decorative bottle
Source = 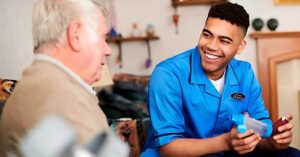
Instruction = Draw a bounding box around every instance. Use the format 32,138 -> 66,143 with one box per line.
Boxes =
130,23 -> 142,37
146,24 -> 155,37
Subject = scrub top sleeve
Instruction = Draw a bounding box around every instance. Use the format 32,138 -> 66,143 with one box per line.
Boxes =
246,65 -> 271,120
148,67 -> 184,147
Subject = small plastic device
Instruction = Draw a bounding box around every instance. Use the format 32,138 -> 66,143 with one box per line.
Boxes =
272,116 -> 289,135
231,114 -> 272,138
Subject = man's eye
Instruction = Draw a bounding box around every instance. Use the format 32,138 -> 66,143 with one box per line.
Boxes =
202,33 -> 210,38
221,40 -> 230,45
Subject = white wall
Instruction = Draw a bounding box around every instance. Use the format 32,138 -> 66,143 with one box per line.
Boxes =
2,0 -> 300,79
106,0 -> 209,75
107,0 -> 300,75
0,0 -> 35,79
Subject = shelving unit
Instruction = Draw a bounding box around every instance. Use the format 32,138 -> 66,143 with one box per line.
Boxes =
107,36 -> 159,42
171,0 -> 227,7
106,36 -> 160,68
250,31 -> 300,39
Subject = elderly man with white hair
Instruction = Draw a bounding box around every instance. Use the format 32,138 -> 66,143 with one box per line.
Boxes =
0,0 -> 112,156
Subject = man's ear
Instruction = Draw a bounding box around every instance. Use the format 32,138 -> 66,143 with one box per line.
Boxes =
237,40 -> 246,55
66,20 -> 83,52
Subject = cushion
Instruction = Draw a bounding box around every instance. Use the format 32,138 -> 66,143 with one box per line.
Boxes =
0,79 -> 17,117
109,118 -> 150,157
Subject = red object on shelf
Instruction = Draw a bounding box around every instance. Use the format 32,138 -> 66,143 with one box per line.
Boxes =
173,13 -> 180,34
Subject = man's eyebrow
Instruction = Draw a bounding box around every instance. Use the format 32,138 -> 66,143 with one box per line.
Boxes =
203,28 -> 233,42
202,29 -> 212,35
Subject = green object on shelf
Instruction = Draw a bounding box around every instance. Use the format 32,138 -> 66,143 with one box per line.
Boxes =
267,18 -> 278,31
252,18 -> 264,31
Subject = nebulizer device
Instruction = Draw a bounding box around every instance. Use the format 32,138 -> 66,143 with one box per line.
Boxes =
231,114 -> 273,138
19,114 -> 129,157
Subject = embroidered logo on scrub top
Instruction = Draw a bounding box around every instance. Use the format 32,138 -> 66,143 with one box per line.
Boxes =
231,93 -> 245,100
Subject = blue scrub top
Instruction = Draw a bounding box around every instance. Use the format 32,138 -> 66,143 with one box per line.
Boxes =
141,47 -> 271,157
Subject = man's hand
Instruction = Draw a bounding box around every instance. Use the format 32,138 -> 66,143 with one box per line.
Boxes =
268,114 -> 294,150
229,127 -> 261,154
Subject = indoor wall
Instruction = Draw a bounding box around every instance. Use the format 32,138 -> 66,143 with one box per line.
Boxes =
1,0 -> 300,78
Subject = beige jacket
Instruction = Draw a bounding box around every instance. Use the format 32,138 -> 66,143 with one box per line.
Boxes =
0,60 -> 109,155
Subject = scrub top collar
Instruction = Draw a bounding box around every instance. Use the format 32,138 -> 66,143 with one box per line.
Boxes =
226,62 -> 239,86
190,46 -> 239,87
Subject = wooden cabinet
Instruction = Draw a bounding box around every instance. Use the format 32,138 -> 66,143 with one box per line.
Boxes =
250,31 -> 300,121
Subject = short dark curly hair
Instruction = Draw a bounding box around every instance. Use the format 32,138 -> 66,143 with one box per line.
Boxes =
207,2 -> 249,35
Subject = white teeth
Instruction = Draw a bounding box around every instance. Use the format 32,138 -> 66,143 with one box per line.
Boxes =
205,53 -> 220,60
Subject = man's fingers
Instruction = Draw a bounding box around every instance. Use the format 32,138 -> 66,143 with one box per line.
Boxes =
285,113 -> 293,121
232,133 -> 261,154
236,130 -> 254,139
233,133 -> 260,145
278,122 -> 294,132
275,137 -> 292,144
234,137 -> 261,154
273,129 -> 293,140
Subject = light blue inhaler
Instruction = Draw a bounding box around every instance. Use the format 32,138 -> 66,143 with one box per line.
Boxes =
231,114 -> 272,138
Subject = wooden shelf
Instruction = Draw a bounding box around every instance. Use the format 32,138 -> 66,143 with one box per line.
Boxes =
250,31 -> 300,39
107,36 -> 159,43
172,0 -> 227,7
106,35 -> 160,68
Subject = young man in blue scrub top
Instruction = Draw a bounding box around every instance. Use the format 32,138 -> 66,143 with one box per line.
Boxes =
141,2 -> 299,157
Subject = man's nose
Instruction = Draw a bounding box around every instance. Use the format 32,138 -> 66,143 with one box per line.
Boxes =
207,39 -> 219,51
105,43 -> 112,56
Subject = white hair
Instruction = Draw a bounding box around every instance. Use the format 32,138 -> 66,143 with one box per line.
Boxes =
32,0 -> 106,53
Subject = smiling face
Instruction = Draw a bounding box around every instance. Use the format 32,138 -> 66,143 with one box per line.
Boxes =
198,17 -> 246,80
